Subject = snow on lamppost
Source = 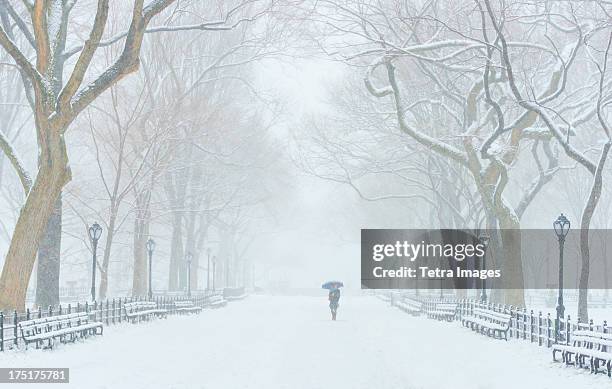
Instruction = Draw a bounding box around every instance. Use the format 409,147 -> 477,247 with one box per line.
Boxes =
88,222 -> 103,302
147,238 -> 156,300
479,233 -> 490,303
186,252 -> 193,297
553,213 -> 570,343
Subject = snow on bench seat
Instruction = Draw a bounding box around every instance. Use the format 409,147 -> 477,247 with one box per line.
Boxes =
124,301 -> 167,323
18,311 -> 103,349
427,303 -> 457,322
461,307 -> 511,340
174,300 -> 202,314
553,331 -> 612,375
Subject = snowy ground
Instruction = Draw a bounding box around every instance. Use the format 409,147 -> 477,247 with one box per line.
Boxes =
1,295 -> 610,389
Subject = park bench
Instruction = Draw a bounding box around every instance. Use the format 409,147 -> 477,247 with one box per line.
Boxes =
206,294 -> 227,309
124,301 -> 167,323
461,307 -> 511,340
395,298 -> 422,316
174,300 -> 202,315
427,303 -> 457,322
18,312 -> 103,349
553,330 -> 612,376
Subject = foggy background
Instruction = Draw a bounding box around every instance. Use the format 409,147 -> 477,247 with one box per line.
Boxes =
0,0 -> 611,312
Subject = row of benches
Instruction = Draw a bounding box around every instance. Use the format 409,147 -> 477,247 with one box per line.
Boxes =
393,298 -> 457,321
391,295 -> 510,340
553,330 -> 612,376
461,307 -> 511,340
387,294 -> 612,377
13,297 -> 226,350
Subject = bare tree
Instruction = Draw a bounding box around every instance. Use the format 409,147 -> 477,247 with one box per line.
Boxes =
484,0 -> 612,321
0,0 -> 277,310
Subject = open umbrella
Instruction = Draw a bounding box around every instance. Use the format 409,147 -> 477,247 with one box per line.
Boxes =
322,281 -> 344,290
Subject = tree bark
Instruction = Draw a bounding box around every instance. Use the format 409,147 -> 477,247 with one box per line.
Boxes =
98,208 -> 117,300
168,211 -> 183,291
578,143 -> 610,322
35,195 -> 62,308
132,192 -> 149,297
0,139 -> 69,310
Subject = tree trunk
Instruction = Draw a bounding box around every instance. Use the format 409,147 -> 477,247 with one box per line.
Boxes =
98,208 -> 118,300
98,237 -> 112,300
168,210 -> 183,291
496,206 -> 525,307
578,143 -> 610,322
35,195 -> 62,308
185,210 -> 198,290
132,206 -> 149,297
0,142 -> 69,310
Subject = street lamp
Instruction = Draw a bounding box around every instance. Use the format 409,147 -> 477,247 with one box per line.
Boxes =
479,233 -> 490,303
146,238 -> 156,300
206,248 -> 212,291
186,252 -> 193,297
553,213 -> 570,342
87,222 -> 103,302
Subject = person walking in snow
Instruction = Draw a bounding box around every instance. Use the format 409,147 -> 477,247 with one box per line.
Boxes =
329,288 -> 341,320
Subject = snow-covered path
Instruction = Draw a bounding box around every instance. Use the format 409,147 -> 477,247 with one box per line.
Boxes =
1,295 -> 609,389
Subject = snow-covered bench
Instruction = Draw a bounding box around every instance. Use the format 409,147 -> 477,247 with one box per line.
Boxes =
553,330 -> 612,375
395,298 -> 422,316
18,312 -> 103,349
174,300 -> 202,314
461,307 -> 511,340
124,301 -> 167,323
427,303 -> 457,322
206,294 -> 227,309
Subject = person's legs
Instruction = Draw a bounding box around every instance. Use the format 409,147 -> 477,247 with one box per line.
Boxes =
330,302 -> 338,320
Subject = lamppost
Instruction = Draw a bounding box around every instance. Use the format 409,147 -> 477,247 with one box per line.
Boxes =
479,233 -> 490,303
212,256 -> 216,291
88,222 -> 102,302
553,213 -> 570,342
186,252 -> 193,297
206,248 -> 212,291
146,238 -> 156,300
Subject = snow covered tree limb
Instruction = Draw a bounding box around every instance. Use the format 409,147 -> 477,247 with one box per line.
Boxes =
363,57 -> 392,97
0,0 -> 35,49
64,0 -> 166,122
0,21 -> 44,93
57,0 -> 109,111
0,127 -> 31,193
383,60 -> 469,166
62,0 -> 271,60
482,0 -> 597,174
